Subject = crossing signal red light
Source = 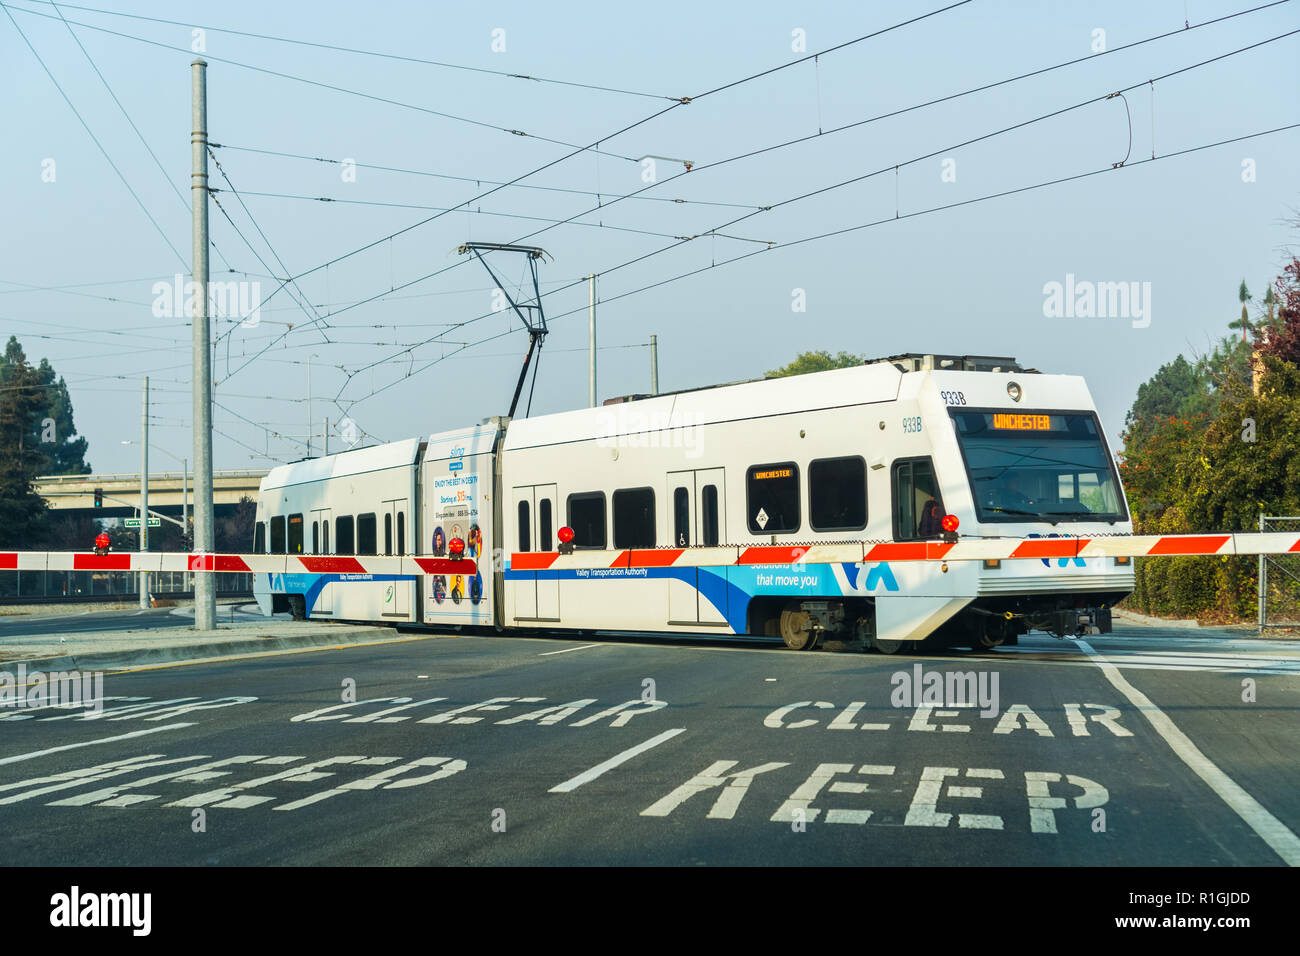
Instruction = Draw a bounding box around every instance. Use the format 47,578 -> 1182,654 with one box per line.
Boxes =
448,537 -> 465,556
941,514 -> 960,533
93,532 -> 111,553
557,526 -> 575,544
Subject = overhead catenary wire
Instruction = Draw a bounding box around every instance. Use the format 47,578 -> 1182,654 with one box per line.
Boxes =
234,3 -> 1297,388
207,144 -> 765,211
208,188 -> 760,244
46,1 -> 239,274
206,149 -> 331,341
2,1 -> 648,162
209,2 -> 985,380
20,0 -> 686,102
0,3 -> 188,268
337,122 -> 1300,412
334,27 -> 1300,392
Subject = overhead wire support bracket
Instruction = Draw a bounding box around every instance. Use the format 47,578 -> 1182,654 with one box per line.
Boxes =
456,241 -> 552,419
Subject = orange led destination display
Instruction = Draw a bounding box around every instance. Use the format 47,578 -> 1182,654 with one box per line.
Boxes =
991,413 -> 1053,431
753,468 -> 793,480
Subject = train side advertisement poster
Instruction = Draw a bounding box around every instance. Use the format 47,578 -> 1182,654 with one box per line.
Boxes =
422,424 -> 497,625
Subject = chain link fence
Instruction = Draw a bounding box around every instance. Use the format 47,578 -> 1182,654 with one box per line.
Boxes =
1260,516 -> 1300,628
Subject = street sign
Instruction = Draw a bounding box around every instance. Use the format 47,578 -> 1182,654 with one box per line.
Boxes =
124,517 -> 161,528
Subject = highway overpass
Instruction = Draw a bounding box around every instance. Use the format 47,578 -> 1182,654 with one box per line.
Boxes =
34,470 -> 266,515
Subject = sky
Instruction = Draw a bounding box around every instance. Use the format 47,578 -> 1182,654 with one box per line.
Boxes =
1,0 -> 1297,475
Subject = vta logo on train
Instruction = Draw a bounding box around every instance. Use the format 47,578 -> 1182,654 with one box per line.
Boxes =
1028,532 -> 1086,568
840,562 -> 900,592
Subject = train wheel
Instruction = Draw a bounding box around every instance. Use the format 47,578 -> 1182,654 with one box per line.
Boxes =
873,636 -> 906,655
779,605 -> 818,651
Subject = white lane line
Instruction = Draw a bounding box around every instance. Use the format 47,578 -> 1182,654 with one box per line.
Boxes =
539,643 -> 603,657
549,728 -> 686,793
1074,638 -> 1300,866
0,722 -> 195,767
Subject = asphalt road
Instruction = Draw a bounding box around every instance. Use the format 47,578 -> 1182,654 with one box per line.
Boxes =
1,625 -> 1297,866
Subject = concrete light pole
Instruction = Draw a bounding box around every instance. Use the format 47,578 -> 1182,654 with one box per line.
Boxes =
192,58 -> 215,630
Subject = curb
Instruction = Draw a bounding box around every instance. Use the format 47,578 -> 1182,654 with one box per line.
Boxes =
1113,608 -> 1201,629
0,625 -> 408,673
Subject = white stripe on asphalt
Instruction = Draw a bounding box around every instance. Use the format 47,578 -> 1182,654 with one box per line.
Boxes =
1074,638 -> 1300,866
549,728 -> 686,793
539,643 -> 603,656
0,723 -> 195,766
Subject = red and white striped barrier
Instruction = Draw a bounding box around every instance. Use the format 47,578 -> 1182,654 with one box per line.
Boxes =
1,531 -> 1297,576
0,551 -> 476,575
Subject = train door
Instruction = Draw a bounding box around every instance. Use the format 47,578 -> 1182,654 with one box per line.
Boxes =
665,467 -> 727,624
312,507 -> 332,613
510,483 -> 559,622
383,497 -> 410,617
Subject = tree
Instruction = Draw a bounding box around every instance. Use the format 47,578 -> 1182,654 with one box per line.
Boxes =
1120,253 -> 1300,622
215,496 -> 257,553
0,335 -> 91,477
1122,355 -> 1209,451
1257,256 -> 1300,365
0,339 -> 51,547
766,350 -> 863,378
1229,279 -> 1253,342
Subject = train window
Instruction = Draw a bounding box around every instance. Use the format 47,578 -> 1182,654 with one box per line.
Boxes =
312,521 -> 319,554
539,499 -> 553,552
809,457 -> 867,532
613,488 -> 655,549
518,500 -> 530,552
746,463 -> 800,534
673,487 -> 689,547
322,520 -> 330,554
701,485 -> 720,546
892,458 -> 946,541
357,513 -> 378,555
384,514 -> 393,556
288,514 -> 304,553
270,516 -> 286,555
397,513 -> 405,556
335,516 -> 355,555
567,492 -> 606,549
254,522 -> 266,554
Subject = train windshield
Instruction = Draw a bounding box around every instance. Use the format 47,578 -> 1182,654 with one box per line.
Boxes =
950,410 -> 1127,523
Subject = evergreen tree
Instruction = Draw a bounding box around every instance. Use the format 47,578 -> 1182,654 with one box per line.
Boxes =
0,336 -> 92,476
0,339 -> 50,546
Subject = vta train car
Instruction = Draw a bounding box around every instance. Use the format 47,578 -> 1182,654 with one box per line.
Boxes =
253,353 -> 1135,652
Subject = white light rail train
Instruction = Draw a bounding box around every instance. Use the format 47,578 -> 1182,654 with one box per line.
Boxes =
253,354 -> 1134,652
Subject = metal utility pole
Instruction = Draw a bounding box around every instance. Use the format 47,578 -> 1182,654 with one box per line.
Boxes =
650,334 -> 659,396
306,354 -> 314,457
139,376 -> 149,609
192,59 -> 216,631
182,457 -> 188,547
588,274 -> 597,407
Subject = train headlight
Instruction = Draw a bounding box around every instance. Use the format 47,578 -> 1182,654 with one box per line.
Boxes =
1007,381 -> 1023,402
